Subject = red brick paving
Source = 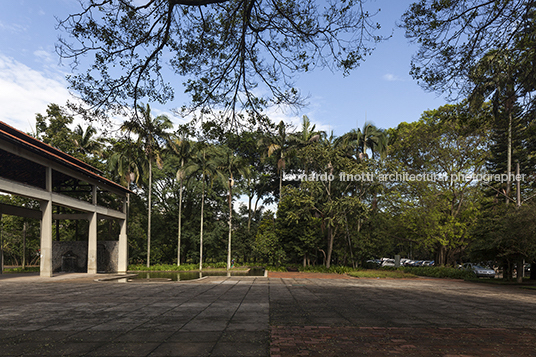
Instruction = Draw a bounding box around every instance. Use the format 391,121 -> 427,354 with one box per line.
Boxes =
270,326 -> 536,356
267,271 -> 351,279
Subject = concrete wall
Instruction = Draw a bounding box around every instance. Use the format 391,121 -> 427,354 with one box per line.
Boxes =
52,241 -> 118,273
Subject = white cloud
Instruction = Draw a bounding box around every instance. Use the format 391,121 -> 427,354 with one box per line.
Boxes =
0,20 -> 27,34
382,73 -> 404,82
0,54 -> 72,132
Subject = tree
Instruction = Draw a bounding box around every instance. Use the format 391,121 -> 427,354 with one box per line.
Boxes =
214,146 -> 249,270
260,120 -> 294,201
170,133 -> 192,266
72,124 -> 102,157
338,121 -> 388,160
401,0 -> 535,98
35,104 -> 76,154
56,0 -> 385,126
185,143 -> 220,270
291,115 -> 322,173
121,104 -> 173,267
388,103 -> 491,266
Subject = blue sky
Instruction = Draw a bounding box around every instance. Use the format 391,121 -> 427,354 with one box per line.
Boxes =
0,0 -> 448,136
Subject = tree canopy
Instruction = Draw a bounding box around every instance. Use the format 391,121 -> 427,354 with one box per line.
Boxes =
401,0 -> 535,98
56,0 -> 385,127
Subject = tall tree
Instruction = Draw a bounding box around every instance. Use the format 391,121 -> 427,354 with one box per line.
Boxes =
170,134 -> 192,266
121,104 -> 173,267
214,146 -> 249,270
401,0 -> 535,98
56,0 -> 385,126
260,120 -> 294,201
388,103 -> 491,266
185,143 -> 219,271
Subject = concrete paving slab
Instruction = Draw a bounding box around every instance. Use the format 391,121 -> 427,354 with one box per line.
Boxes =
1,274 -> 536,356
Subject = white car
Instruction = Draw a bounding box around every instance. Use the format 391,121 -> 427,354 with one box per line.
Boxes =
463,263 -> 495,278
381,259 -> 395,267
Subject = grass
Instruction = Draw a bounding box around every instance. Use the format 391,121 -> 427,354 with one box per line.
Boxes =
128,263 -> 249,272
3,267 -> 40,274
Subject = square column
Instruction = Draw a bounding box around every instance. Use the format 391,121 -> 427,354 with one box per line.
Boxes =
40,199 -> 53,277
118,218 -> 128,273
88,211 -> 97,274
40,167 -> 53,277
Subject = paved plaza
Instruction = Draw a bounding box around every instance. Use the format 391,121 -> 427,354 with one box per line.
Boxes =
0,273 -> 535,356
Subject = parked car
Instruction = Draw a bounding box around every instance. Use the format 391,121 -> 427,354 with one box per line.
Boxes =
400,258 -> 411,266
462,263 -> 495,278
381,259 -> 395,267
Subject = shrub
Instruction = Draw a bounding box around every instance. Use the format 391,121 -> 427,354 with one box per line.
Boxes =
396,266 -> 474,279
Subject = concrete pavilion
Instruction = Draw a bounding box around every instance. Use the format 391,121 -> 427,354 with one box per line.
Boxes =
0,121 -> 131,277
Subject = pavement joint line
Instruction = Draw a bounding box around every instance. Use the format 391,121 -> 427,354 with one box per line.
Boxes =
208,281 -> 255,355
84,281 -> 224,356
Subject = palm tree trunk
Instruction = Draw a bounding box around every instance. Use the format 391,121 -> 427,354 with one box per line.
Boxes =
177,159 -> 183,266
227,181 -> 232,271
147,159 -> 152,268
199,173 -> 205,271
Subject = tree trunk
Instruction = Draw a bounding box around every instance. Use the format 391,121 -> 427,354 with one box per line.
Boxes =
227,180 -> 233,271
147,159 -> 152,268
199,173 -> 205,271
177,159 -> 183,266
326,225 -> 334,268
247,193 -> 253,233
516,258 -> 524,283
506,111 -> 512,204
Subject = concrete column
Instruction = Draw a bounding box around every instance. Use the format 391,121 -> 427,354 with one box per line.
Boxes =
88,184 -> 98,274
118,218 -> 128,273
40,200 -> 53,277
0,213 -> 3,274
88,212 -> 97,274
40,167 -> 53,277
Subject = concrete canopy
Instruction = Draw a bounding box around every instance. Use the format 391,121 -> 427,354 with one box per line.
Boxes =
0,121 -> 131,276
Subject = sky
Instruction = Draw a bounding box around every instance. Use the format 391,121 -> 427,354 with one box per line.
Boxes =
0,0 -> 448,136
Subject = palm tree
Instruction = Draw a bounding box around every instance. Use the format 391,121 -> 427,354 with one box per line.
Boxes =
170,134 -> 192,266
215,146 -> 250,271
292,115 -> 322,173
121,104 -> 173,268
72,124 -> 102,158
259,120 -> 293,201
338,122 -> 388,160
185,143 -> 219,271
107,138 -> 143,189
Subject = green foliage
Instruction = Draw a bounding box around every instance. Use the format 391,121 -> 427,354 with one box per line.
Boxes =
347,270 -> 416,279
4,267 -> 40,274
401,0 -> 532,99
264,265 -> 289,272
127,262 -> 235,272
394,266 -> 475,280
387,103 -> 491,266
254,212 -> 287,267
299,265 -> 359,274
